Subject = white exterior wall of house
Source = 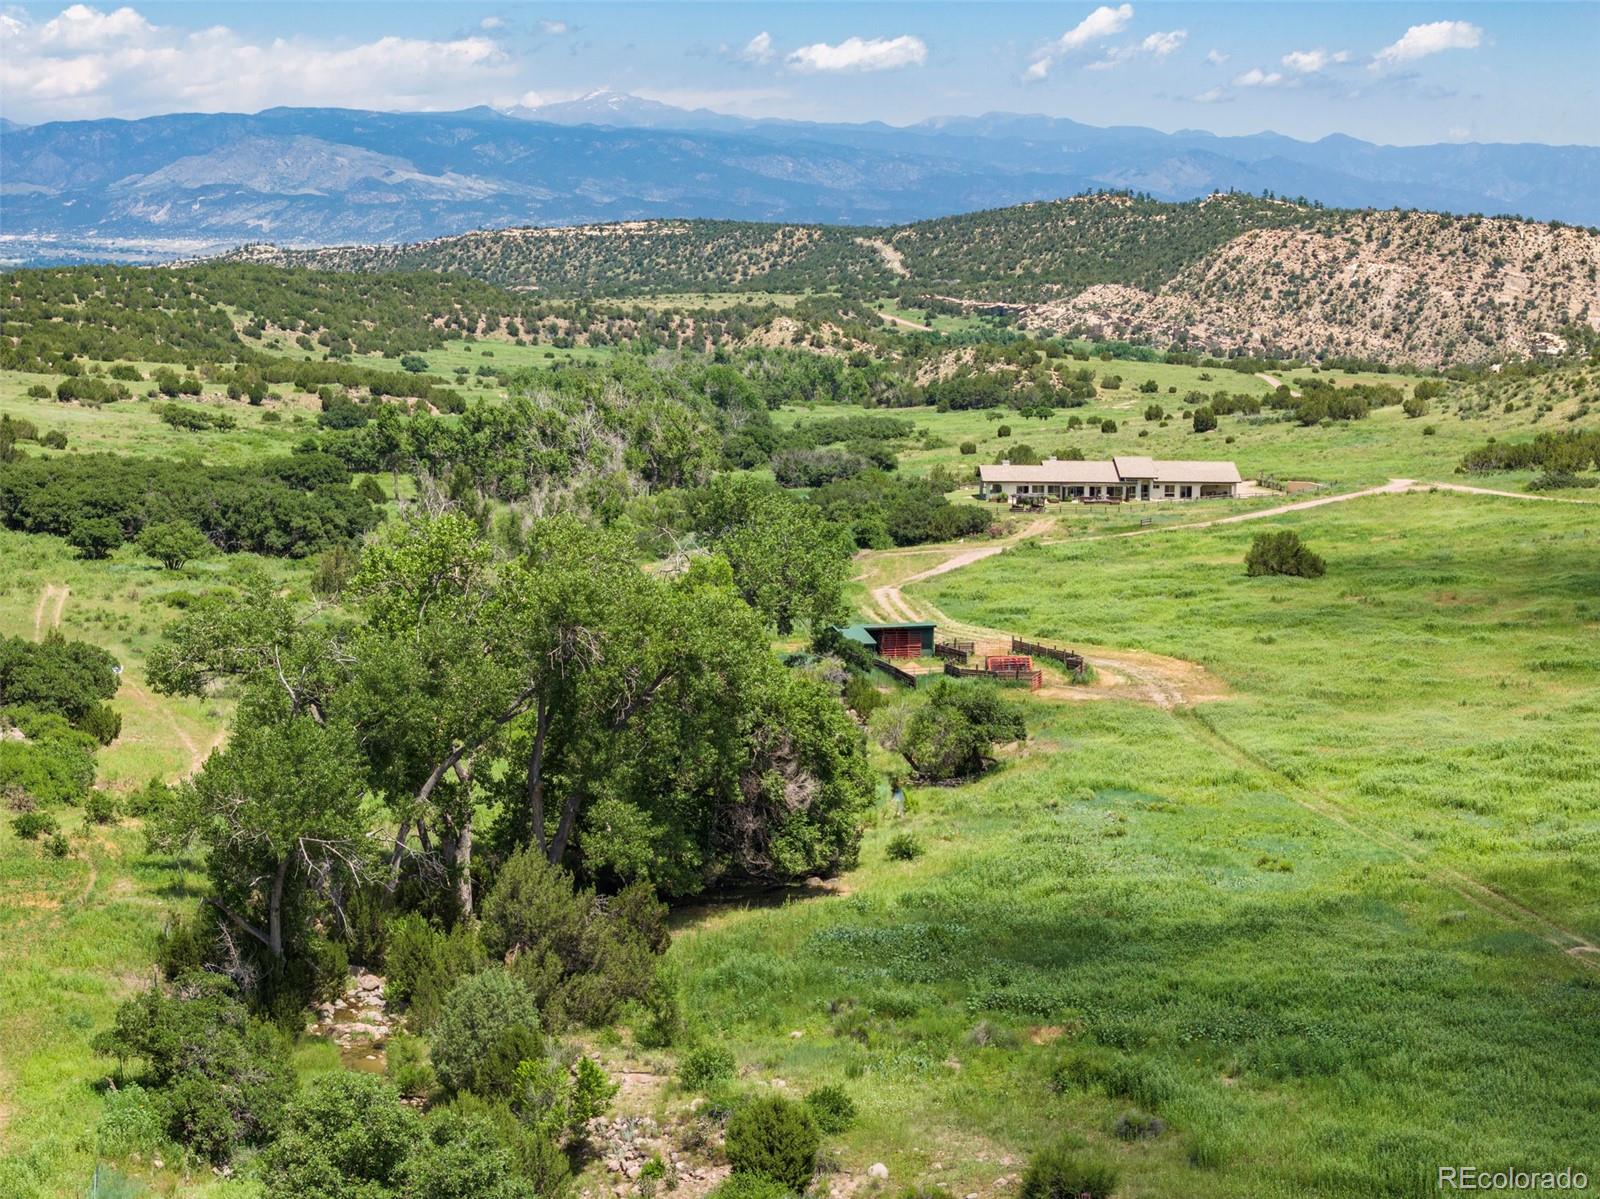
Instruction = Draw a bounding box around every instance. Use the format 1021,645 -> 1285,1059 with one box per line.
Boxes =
978,456 -> 1241,503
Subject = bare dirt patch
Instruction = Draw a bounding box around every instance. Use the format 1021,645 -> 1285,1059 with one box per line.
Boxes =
855,236 -> 909,278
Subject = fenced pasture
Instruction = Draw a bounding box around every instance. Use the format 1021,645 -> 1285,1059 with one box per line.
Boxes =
942,660 -> 1042,689
1011,636 -> 1086,672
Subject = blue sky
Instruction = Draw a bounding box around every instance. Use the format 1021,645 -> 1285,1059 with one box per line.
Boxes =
2,2 -> 1595,145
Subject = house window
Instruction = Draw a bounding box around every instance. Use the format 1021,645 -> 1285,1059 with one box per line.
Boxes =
1163,485 -> 1175,498
1180,485 -> 1193,499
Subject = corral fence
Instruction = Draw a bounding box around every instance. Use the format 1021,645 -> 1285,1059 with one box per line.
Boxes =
1011,636 -> 1085,672
873,657 -> 920,687
934,639 -> 976,664
943,661 -> 1043,690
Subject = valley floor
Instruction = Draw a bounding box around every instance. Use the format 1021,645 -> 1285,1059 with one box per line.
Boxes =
669,483 -> 1600,1198
3,454 -> 1598,1197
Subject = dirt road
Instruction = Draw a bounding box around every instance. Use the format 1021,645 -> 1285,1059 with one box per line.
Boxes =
32,584 -> 69,638
867,518 -> 1051,624
1418,480 -> 1598,505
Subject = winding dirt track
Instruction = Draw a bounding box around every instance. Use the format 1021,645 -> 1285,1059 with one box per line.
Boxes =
861,481 -> 1600,968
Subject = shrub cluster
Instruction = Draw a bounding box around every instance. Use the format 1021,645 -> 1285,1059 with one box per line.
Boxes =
724,1095 -> 821,1191
479,850 -> 669,1028
1019,1138 -> 1119,1199
878,680 -> 1028,781
0,451 -> 379,558
1245,531 -> 1326,579
92,974 -> 295,1163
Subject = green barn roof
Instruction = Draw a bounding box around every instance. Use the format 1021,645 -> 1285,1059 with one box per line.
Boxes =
835,621 -> 937,646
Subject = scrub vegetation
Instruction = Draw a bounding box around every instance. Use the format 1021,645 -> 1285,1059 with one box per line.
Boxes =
1,252 -> 1597,1199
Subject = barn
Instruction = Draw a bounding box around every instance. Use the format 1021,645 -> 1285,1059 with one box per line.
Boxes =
835,622 -> 937,659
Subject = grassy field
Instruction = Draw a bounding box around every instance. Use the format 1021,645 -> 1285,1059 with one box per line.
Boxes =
402,337 -> 618,378
920,491 -> 1600,935
0,530 -> 260,787
2,344 -> 1595,1197
0,370 -> 323,463
0,532 -> 270,1197
667,487 -> 1600,1198
778,370 -> 1588,491
876,299 -> 993,336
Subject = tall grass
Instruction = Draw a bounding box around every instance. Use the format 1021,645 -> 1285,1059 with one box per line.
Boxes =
670,491 -> 1600,1197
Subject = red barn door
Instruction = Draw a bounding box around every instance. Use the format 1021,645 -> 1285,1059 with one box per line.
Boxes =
878,629 -> 921,659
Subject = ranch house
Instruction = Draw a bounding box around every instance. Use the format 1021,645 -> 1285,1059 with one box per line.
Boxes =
977,456 -> 1242,504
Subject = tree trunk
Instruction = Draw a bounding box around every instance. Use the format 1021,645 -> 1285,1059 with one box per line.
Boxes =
388,817 -> 411,883
548,790 -> 581,866
267,855 -> 289,959
441,760 -> 476,918
526,701 -> 552,851
454,820 -> 474,917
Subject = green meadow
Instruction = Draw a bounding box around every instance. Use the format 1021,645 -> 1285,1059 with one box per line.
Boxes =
669,488 -> 1600,1198
1,371 -> 320,463
778,368 -> 1584,491
1,322 -> 1595,1198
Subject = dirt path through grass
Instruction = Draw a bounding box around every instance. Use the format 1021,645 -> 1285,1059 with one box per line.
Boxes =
867,518 -> 1051,621
31,583 -> 69,638
1420,481 -> 1599,504
1038,478 -> 1417,547
1178,709 -> 1600,968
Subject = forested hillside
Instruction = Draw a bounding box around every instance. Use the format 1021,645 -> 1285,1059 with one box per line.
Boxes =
221,193 -> 1600,365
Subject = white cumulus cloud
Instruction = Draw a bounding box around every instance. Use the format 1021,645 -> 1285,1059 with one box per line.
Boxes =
1282,47 -> 1349,73
739,31 -> 774,64
1086,29 -> 1186,71
0,4 -> 517,122
37,3 -> 153,49
1233,67 -> 1284,87
1026,4 -> 1133,79
538,20 -> 568,36
1205,48 -> 1228,66
1141,30 -> 1187,57
787,34 -> 926,73
1372,20 -> 1483,67
1057,4 -> 1134,52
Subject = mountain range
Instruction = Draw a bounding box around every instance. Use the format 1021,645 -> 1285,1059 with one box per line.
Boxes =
1,94 -> 1597,266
